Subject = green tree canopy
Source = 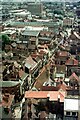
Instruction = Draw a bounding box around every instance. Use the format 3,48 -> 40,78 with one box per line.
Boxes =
2,34 -> 10,50
54,10 -> 64,15
2,34 -> 10,44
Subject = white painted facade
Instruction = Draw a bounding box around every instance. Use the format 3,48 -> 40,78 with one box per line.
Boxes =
64,98 -> 80,111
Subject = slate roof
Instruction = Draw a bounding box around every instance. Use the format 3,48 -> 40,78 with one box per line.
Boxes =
21,30 -> 40,37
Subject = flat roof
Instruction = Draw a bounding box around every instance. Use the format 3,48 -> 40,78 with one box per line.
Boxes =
10,21 -> 43,27
10,9 -> 24,12
14,12 -> 30,16
21,30 -> 40,37
25,26 -> 45,31
1,30 -> 16,35
10,21 -> 60,27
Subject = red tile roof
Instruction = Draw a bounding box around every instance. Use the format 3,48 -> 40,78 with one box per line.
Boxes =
31,50 -> 48,60
66,58 -> 78,65
34,63 -> 50,90
69,72 -> 79,82
25,91 -> 47,99
39,49 -> 48,54
2,94 -> 14,108
57,51 -> 69,57
34,80 -> 42,90
57,82 -> 68,91
34,69 -> 49,90
18,69 -> 24,78
41,82 -> 68,91
49,91 -> 65,102
25,91 -> 66,102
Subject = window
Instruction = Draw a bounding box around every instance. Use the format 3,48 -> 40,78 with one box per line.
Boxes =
31,41 -> 35,45
66,112 -> 70,116
72,112 -> 77,116
5,89 -> 8,93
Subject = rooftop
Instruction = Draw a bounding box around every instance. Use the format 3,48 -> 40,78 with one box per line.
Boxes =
66,57 -> 78,66
69,72 -> 79,82
25,56 -> 37,70
21,30 -> 40,37
1,94 -> 14,108
1,30 -> 16,35
25,91 -> 66,102
0,81 -> 20,88
9,21 -> 60,28
57,51 -> 69,57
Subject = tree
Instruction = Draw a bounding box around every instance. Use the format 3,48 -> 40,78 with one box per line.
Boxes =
54,10 -> 64,15
2,34 -> 10,50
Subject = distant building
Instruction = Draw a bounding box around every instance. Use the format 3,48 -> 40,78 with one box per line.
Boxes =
63,17 -> 74,27
68,31 -> 80,45
20,30 -> 40,51
27,3 -> 43,17
1,30 -> 16,39
24,56 -> 39,89
76,9 -> 80,18
14,11 -> 31,19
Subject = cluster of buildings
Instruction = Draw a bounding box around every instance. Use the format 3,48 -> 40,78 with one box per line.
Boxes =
0,1 -> 80,120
